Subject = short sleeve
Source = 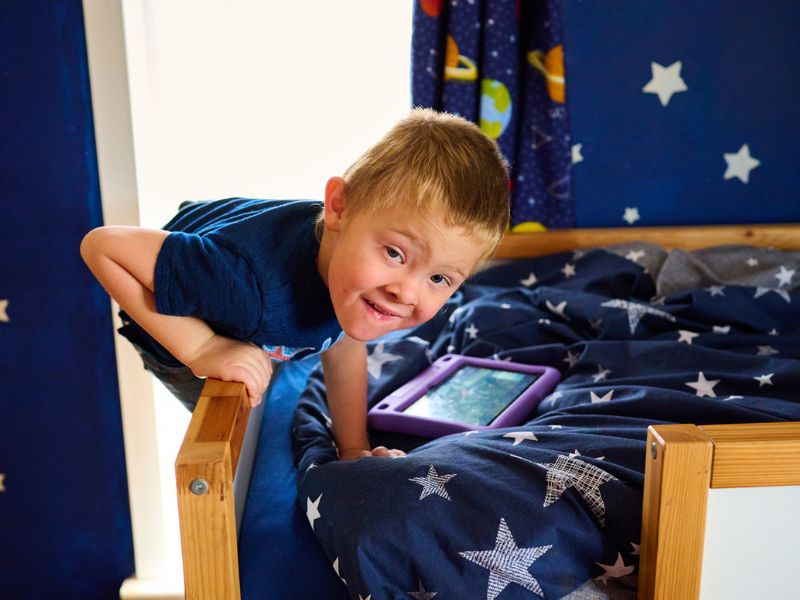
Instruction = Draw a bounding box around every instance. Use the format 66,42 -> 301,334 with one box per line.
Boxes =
154,232 -> 261,338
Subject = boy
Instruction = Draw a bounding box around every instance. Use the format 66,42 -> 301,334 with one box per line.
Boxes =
81,108 -> 509,460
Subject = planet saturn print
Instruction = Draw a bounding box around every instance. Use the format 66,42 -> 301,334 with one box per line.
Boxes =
528,45 -> 566,104
444,35 -> 478,82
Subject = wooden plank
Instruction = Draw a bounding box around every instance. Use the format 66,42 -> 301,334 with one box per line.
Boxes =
495,224 -> 800,259
701,422 -> 800,488
176,379 -> 251,600
638,425 -> 713,600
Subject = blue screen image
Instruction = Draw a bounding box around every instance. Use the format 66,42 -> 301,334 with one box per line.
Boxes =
404,365 -> 538,425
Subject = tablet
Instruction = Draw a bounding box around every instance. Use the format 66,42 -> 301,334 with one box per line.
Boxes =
367,354 -> 561,438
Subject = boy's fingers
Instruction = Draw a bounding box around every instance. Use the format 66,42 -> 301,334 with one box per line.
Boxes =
371,446 -> 390,457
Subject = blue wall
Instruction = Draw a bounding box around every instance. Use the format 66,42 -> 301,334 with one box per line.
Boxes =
564,0 -> 800,227
0,2 -> 134,597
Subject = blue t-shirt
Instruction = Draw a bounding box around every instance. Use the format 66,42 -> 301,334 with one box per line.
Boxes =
118,198 -> 342,366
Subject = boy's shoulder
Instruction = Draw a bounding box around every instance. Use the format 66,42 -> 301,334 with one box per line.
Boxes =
164,198 -> 322,235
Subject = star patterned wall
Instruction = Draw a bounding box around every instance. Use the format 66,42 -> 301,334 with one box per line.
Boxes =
413,0 -> 799,229
563,0 -> 800,227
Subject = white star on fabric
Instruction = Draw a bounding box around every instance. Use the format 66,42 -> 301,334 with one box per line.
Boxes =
713,325 -> 731,334
625,250 -> 646,263
536,454 -> 617,526
459,518 -> 552,600
754,287 -> 791,303
538,318 -> 551,325
500,303 -> 512,309
622,207 -> 640,225
520,272 -> 538,287
591,390 -> 614,403
408,581 -> 437,599
630,542 -> 640,556
747,257 -> 759,267
595,553 -> 635,584
465,323 -> 479,339
564,350 -> 580,368
589,318 -> 603,331
367,342 -> 402,379
768,328 -> 780,336
447,344 -> 456,353
754,373 -> 774,387
306,494 -> 322,529
757,345 -> 779,356
409,465 -> 457,501
677,330 -> 700,344
642,60 -> 688,106
775,266 -> 795,287
592,365 -> 611,383
359,595 -> 371,600
685,372 -> 720,398
0,299 -> 9,322
504,431 -> 538,446
573,249 -> 586,260
706,286 -> 725,297
723,144 -> 761,184
561,263 -> 577,278
546,300 -> 569,320
601,299 -> 676,334
332,557 -> 346,584
571,143 -> 584,164
568,449 -> 582,459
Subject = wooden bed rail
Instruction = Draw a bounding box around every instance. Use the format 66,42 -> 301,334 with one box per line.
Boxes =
175,378 -> 251,600
638,422 -> 800,599
494,223 -> 800,259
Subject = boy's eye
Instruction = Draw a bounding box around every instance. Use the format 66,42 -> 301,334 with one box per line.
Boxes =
385,246 -> 404,263
430,274 -> 451,287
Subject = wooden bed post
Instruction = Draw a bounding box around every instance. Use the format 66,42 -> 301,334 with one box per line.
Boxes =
175,379 -> 251,600
638,424 -> 713,599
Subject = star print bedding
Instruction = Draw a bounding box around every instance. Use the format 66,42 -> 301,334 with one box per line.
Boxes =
289,245 -> 799,599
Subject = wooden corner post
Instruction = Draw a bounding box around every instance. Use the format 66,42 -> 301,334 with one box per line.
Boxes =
175,379 -> 251,600
638,424 -> 713,600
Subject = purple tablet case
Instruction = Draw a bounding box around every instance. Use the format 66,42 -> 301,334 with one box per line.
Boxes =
367,354 -> 561,438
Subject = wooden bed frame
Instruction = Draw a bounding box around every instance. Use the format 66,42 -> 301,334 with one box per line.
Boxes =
174,223 -> 800,600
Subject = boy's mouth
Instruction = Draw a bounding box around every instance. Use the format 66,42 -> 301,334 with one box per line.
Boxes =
363,297 -> 403,319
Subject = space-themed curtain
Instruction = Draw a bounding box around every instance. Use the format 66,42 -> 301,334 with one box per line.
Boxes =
412,0 -> 574,230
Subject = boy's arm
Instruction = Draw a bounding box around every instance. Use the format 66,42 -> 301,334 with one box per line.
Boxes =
321,335 -> 405,460
80,226 -> 272,404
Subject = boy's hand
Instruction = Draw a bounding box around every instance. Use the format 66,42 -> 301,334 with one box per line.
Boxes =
187,334 -> 273,406
338,446 -> 407,461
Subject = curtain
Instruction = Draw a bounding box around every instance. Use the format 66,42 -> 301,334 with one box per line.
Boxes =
412,0 -> 575,230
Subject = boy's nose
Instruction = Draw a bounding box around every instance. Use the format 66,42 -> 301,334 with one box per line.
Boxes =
385,278 -> 419,307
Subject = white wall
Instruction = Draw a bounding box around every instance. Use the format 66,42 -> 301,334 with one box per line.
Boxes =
88,0 -> 412,594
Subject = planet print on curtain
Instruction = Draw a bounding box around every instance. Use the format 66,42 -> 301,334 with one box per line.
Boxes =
411,0 -> 576,230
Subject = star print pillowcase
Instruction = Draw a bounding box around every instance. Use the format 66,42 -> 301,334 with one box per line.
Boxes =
291,247 -> 800,598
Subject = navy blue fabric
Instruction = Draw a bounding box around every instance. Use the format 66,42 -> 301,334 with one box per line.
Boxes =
121,198 -> 342,364
239,360 -> 348,599
412,0 -> 575,229
292,250 -> 799,597
562,0 -> 800,227
0,1 -> 134,597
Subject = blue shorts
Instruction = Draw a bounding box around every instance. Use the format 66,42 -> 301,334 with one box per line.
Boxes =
133,343 -> 205,412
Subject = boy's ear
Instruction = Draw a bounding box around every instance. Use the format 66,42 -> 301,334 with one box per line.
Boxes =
324,176 -> 346,232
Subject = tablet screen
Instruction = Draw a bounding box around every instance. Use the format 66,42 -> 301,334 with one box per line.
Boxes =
403,365 -> 539,426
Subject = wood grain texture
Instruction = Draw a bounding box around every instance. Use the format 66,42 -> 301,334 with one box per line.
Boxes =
175,379 -> 250,600
701,422 -> 800,488
638,425 -> 713,600
495,223 -> 800,259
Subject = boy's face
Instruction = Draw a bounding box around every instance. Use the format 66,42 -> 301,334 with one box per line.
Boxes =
323,196 -> 487,342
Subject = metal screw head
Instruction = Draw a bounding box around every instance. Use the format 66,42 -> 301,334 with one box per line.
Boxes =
190,478 -> 209,495
650,442 -> 657,460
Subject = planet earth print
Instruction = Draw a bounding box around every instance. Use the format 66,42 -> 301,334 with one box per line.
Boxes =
479,79 -> 512,139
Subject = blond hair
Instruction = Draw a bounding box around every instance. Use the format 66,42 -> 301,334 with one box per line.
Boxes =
319,108 -> 509,259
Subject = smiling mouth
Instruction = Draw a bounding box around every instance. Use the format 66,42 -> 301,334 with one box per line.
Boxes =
363,298 -> 403,319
